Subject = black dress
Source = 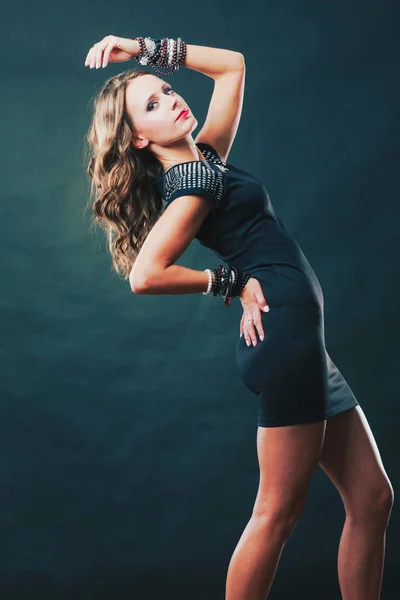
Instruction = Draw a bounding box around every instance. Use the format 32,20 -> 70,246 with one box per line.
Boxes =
152,142 -> 359,427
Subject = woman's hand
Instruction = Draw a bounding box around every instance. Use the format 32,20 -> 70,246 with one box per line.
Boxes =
84,35 -> 139,69
239,277 -> 269,346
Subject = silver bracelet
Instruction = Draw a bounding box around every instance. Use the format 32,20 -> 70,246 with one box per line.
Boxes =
202,268 -> 213,295
144,37 -> 157,59
168,39 -> 175,66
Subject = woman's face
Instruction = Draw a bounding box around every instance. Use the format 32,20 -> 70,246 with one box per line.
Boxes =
125,74 -> 198,151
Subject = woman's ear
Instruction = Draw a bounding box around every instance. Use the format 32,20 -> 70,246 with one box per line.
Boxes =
131,135 -> 150,150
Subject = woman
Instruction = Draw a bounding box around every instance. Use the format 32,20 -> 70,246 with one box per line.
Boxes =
84,35 -> 394,600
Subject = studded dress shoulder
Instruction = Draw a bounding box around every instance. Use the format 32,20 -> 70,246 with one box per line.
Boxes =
152,142 -> 227,209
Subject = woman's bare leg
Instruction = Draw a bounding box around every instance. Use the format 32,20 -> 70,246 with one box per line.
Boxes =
319,406 -> 394,600
225,419 -> 326,600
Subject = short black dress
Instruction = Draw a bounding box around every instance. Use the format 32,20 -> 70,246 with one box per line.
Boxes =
152,142 -> 359,427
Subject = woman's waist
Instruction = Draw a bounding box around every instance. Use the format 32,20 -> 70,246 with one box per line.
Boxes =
240,263 -> 325,314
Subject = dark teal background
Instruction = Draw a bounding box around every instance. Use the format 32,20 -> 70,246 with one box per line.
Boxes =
1,0 -> 398,598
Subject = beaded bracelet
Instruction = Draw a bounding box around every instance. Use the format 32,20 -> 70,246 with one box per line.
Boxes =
203,265 -> 251,306
135,36 -> 187,76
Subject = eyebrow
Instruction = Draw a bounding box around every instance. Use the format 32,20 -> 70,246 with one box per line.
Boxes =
144,82 -> 169,107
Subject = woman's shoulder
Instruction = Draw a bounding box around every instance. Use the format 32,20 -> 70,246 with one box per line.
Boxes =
153,146 -> 227,209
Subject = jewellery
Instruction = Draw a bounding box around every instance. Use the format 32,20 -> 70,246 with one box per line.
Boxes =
135,36 -> 187,76
203,268 -> 213,295
246,317 -> 254,322
203,264 -> 251,306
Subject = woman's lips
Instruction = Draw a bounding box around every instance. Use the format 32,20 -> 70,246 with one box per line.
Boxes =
176,109 -> 189,121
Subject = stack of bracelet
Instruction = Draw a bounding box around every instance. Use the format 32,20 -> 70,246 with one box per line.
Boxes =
203,265 -> 251,306
134,36 -> 187,76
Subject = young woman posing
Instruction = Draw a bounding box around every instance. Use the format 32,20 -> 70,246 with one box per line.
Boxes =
84,35 -> 394,600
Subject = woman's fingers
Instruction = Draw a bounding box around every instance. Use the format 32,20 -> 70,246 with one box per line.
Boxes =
84,45 -> 94,67
248,310 -> 264,345
253,288 -> 269,313
85,43 -> 100,69
102,37 -> 118,68
95,37 -> 111,68
253,311 -> 265,342
239,277 -> 268,346
244,316 -> 257,347
242,307 -> 265,346
95,42 -> 105,68
98,35 -> 119,68
85,36 -> 112,68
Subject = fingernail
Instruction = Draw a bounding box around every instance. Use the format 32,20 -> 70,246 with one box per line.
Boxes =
260,335 -> 264,341
263,306 -> 269,312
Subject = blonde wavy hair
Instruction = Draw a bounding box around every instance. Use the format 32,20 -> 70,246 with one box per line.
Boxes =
84,67 -> 165,280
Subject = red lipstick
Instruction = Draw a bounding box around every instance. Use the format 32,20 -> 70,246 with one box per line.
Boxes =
176,109 -> 189,121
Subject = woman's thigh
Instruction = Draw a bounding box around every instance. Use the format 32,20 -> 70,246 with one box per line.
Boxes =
253,419 -> 326,519
319,406 -> 394,517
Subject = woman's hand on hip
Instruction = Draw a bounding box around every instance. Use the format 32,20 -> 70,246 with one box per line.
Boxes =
84,35 -> 139,68
239,277 -> 269,346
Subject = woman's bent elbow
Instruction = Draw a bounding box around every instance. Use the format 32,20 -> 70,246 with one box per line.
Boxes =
129,270 -> 146,294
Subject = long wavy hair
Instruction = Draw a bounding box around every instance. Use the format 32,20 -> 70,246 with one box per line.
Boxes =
84,67 -> 165,281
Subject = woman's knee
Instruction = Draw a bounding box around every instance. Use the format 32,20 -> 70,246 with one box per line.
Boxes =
346,477 -> 394,526
252,490 -> 309,538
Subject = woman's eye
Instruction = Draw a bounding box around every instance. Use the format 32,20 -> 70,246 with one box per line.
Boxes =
147,88 -> 174,111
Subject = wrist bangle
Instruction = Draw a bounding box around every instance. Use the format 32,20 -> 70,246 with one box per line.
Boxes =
134,36 -> 186,76
202,268 -> 213,295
